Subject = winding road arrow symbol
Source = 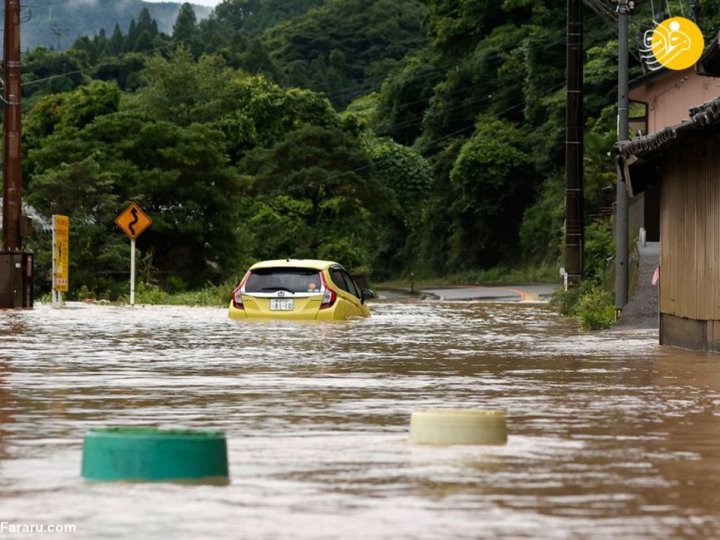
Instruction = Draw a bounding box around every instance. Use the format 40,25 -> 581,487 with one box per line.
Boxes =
128,207 -> 139,237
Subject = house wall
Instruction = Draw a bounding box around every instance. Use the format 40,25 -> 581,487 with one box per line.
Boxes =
660,315 -> 720,353
659,136 -> 720,351
630,71 -> 720,134
629,192 -> 645,243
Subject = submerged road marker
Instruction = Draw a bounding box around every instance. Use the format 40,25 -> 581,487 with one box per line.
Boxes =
409,409 -> 507,445
82,427 -> 229,483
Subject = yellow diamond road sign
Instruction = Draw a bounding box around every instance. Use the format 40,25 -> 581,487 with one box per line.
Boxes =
115,202 -> 152,240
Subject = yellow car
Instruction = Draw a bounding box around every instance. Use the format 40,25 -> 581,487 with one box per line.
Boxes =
228,259 -> 374,320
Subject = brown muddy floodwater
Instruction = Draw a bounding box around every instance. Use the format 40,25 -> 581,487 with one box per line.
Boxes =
1,298 -> 720,539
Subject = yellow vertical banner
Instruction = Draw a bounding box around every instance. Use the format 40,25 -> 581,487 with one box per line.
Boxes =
53,215 -> 69,292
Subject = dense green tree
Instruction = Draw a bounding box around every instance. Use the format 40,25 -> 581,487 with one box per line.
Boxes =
26,157 -> 127,295
235,39 -> 281,80
427,0 -> 509,59
362,134 -> 431,229
444,118 -> 534,269
360,133 -> 432,275
27,113 -> 243,288
240,125 -> 384,268
172,3 -> 198,44
134,30 -> 154,53
24,81 -> 122,144
374,53 -> 442,146
126,19 -> 138,52
136,8 -> 155,35
519,174 -> 564,265
109,24 -> 124,55
584,40 -> 621,117
135,47 -> 234,126
114,121 -> 242,285
135,47 -> 338,161
92,53 -> 147,91
24,69 -> 250,290
414,138 -> 464,275
22,48 -> 89,102
199,0 -> 259,37
240,0 -> 322,35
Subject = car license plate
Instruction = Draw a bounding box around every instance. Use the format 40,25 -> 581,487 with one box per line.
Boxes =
270,298 -> 294,311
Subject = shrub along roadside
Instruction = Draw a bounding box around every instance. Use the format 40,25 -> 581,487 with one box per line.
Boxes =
119,282 -> 233,306
549,219 -> 615,331
36,282 -> 235,307
550,281 -> 614,330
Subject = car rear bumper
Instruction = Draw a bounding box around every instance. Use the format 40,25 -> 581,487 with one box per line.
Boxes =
227,301 -> 368,320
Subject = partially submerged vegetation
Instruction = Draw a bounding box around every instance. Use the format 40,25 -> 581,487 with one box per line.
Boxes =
550,221 -> 616,330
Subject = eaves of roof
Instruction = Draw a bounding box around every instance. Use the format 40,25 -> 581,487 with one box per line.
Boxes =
698,32 -> 720,76
613,96 -> 720,159
629,67 -> 671,89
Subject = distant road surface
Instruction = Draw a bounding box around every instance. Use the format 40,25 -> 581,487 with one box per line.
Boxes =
418,284 -> 557,302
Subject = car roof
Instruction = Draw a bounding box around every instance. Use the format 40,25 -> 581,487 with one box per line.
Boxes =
248,259 -> 340,271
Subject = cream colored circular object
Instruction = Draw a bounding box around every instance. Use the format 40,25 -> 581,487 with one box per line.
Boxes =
409,409 -> 507,445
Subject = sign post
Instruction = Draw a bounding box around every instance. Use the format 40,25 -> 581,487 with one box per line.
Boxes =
114,203 -> 152,306
52,215 -> 69,307
131,237 -> 136,306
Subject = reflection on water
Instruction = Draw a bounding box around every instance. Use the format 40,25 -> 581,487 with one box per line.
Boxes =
1,300 -> 719,538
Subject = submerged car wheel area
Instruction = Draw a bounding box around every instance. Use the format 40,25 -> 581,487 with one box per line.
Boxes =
228,259 -> 374,320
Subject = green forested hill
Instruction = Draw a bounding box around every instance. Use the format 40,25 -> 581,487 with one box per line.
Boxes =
261,0 -> 428,107
21,0 -> 210,51
15,0 -> 719,298
238,0 -> 324,35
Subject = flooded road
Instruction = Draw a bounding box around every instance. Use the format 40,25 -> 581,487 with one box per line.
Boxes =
1,299 -> 720,539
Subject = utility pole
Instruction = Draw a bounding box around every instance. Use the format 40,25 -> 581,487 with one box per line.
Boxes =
614,0 -> 632,318
0,0 -> 33,309
3,0 -> 22,253
565,0 -> 584,284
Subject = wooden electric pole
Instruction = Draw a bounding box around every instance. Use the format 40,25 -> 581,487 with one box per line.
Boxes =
3,0 -> 22,252
565,0 -> 584,284
1,0 -> 33,308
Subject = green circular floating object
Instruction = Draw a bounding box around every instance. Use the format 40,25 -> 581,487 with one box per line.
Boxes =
82,427 -> 229,483
409,409 -> 508,445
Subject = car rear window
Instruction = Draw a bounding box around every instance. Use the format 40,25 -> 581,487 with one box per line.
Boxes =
245,267 -> 322,293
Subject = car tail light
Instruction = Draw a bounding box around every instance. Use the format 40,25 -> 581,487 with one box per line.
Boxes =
319,272 -> 337,309
231,271 -> 251,310
232,289 -> 244,309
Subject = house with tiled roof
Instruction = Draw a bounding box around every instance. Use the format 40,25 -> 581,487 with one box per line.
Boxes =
615,38 -> 720,351
626,35 -> 720,244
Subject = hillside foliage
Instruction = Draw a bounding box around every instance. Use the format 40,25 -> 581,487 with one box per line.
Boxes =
10,0 -> 715,298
